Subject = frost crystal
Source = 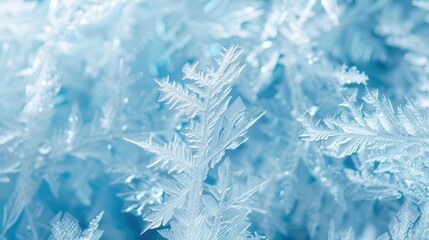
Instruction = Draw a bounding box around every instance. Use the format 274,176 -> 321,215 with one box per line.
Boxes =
299,89 -> 429,160
125,46 -> 264,239
50,212 -> 104,240
1,1 -> 429,239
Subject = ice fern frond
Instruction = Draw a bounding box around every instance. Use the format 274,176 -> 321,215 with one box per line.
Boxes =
202,158 -> 265,240
124,46 -> 264,239
378,201 -> 429,240
412,203 -> 429,239
156,77 -> 204,118
50,211 -> 104,240
298,88 -> 429,160
143,175 -> 190,231
124,134 -> 192,173
324,213 -> 429,240
387,201 -> 419,240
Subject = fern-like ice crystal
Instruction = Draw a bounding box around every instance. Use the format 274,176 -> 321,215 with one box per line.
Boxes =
50,211 -> 104,240
299,88 -> 429,160
125,46 -> 264,239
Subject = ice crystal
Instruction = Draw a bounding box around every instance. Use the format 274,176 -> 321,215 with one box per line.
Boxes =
299,88 -> 429,160
1,0 -> 429,239
125,46 -> 264,239
50,211 -> 104,240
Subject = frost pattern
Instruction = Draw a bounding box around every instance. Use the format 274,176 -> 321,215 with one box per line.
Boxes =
1,1 -> 429,239
50,211 -> 104,240
125,46 -> 264,239
331,201 -> 429,240
299,88 -> 429,160
299,88 -> 429,202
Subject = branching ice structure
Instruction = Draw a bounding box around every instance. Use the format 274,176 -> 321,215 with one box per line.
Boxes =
0,0 -> 429,239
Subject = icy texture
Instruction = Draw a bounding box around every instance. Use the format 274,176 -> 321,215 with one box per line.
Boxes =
0,0 -> 429,240
125,46 -> 265,239
50,211 -> 104,240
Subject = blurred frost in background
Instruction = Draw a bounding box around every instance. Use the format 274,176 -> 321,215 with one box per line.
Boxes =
0,0 -> 429,239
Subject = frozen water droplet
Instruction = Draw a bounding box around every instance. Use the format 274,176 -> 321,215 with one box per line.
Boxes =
38,140 -> 52,155
38,107 -> 44,113
106,144 -> 112,150
121,125 -> 128,131
123,97 -> 129,104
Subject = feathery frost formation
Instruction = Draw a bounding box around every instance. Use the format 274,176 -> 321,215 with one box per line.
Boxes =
0,0 -> 429,239
50,212 -> 104,240
125,46 -> 265,239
